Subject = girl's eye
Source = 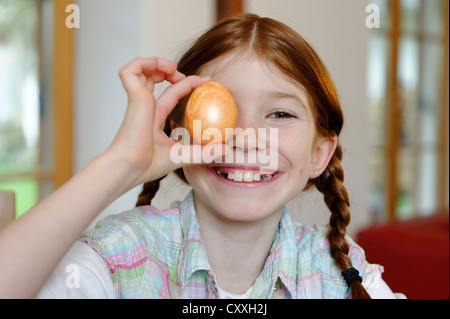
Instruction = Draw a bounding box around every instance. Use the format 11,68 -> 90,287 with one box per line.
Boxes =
267,111 -> 295,119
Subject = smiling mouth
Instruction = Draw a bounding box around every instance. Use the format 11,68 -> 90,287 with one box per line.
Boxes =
209,166 -> 279,183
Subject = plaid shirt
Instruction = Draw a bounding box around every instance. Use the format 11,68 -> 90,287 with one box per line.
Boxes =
80,190 -> 382,299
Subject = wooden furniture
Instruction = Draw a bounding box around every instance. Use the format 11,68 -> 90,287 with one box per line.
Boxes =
0,192 -> 15,230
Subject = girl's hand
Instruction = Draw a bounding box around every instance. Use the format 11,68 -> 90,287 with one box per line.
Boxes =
108,57 -> 226,187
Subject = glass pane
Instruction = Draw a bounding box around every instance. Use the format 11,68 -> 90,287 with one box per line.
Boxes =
419,41 -> 443,144
401,0 -> 421,32
397,35 -> 420,147
0,0 -> 41,216
368,33 -> 390,147
369,148 -> 386,220
40,0 -> 55,175
397,147 -> 416,219
423,0 -> 444,35
371,0 -> 391,30
417,147 -> 438,215
0,0 -> 40,174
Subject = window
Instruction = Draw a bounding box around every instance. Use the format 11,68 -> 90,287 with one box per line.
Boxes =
0,0 -> 74,217
367,0 -> 449,221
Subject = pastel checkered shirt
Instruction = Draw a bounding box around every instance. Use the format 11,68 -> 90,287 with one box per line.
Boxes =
80,190 -> 382,299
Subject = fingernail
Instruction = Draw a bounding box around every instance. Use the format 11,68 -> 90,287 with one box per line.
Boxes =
202,76 -> 212,81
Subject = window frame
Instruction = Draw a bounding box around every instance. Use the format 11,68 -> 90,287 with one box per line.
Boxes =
384,0 -> 449,220
51,0 -> 74,190
0,0 -> 74,216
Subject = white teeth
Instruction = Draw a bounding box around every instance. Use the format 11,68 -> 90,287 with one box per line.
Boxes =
217,169 -> 272,182
233,170 -> 243,182
244,171 -> 253,182
215,168 -> 274,182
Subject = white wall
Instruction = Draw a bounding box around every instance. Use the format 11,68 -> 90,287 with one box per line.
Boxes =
75,0 -> 141,230
75,0 -> 371,234
74,0 -> 215,230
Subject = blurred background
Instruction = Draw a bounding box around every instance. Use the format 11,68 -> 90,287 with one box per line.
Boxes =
0,0 -> 448,298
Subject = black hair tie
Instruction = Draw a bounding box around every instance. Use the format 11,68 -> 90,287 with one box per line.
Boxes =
341,267 -> 362,287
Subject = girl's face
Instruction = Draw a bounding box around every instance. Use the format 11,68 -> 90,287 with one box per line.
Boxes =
183,53 -> 336,223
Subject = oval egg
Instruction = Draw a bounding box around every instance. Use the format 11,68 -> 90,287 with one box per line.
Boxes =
185,80 -> 238,145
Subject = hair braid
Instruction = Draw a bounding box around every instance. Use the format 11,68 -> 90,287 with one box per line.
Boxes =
135,176 -> 165,207
313,140 -> 371,299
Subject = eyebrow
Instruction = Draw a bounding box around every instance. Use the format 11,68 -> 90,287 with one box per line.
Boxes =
266,90 -> 308,110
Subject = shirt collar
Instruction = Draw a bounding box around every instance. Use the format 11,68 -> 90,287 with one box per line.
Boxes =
251,207 -> 298,298
177,191 -> 298,298
274,208 -> 298,298
178,190 -> 212,287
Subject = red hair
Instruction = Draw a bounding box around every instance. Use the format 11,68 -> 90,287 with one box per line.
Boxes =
136,13 -> 371,299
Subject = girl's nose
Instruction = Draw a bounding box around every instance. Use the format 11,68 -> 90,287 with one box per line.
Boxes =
228,127 -> 259,153
226,115 -> 268,153
224,113 -> 278,170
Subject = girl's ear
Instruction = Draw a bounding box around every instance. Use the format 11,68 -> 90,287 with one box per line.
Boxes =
309,135 -> 338,179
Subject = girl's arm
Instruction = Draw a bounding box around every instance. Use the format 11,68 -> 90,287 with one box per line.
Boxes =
0,57 -> 215,298
0,150 -> 135,298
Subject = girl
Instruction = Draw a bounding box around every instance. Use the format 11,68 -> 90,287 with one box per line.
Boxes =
0,13 -> 402,299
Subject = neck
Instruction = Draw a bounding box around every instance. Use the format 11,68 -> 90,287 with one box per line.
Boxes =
193,192 -> 283,294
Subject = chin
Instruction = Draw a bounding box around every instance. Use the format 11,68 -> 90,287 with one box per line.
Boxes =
210,195 -> 283,223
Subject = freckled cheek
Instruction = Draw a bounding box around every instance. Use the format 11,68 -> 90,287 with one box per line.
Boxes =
279,151 -> 311,181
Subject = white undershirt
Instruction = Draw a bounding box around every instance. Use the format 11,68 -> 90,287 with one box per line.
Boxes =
217,284 -> 254,299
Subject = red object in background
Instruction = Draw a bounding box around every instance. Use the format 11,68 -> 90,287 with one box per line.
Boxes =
356,210 -> 449,299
